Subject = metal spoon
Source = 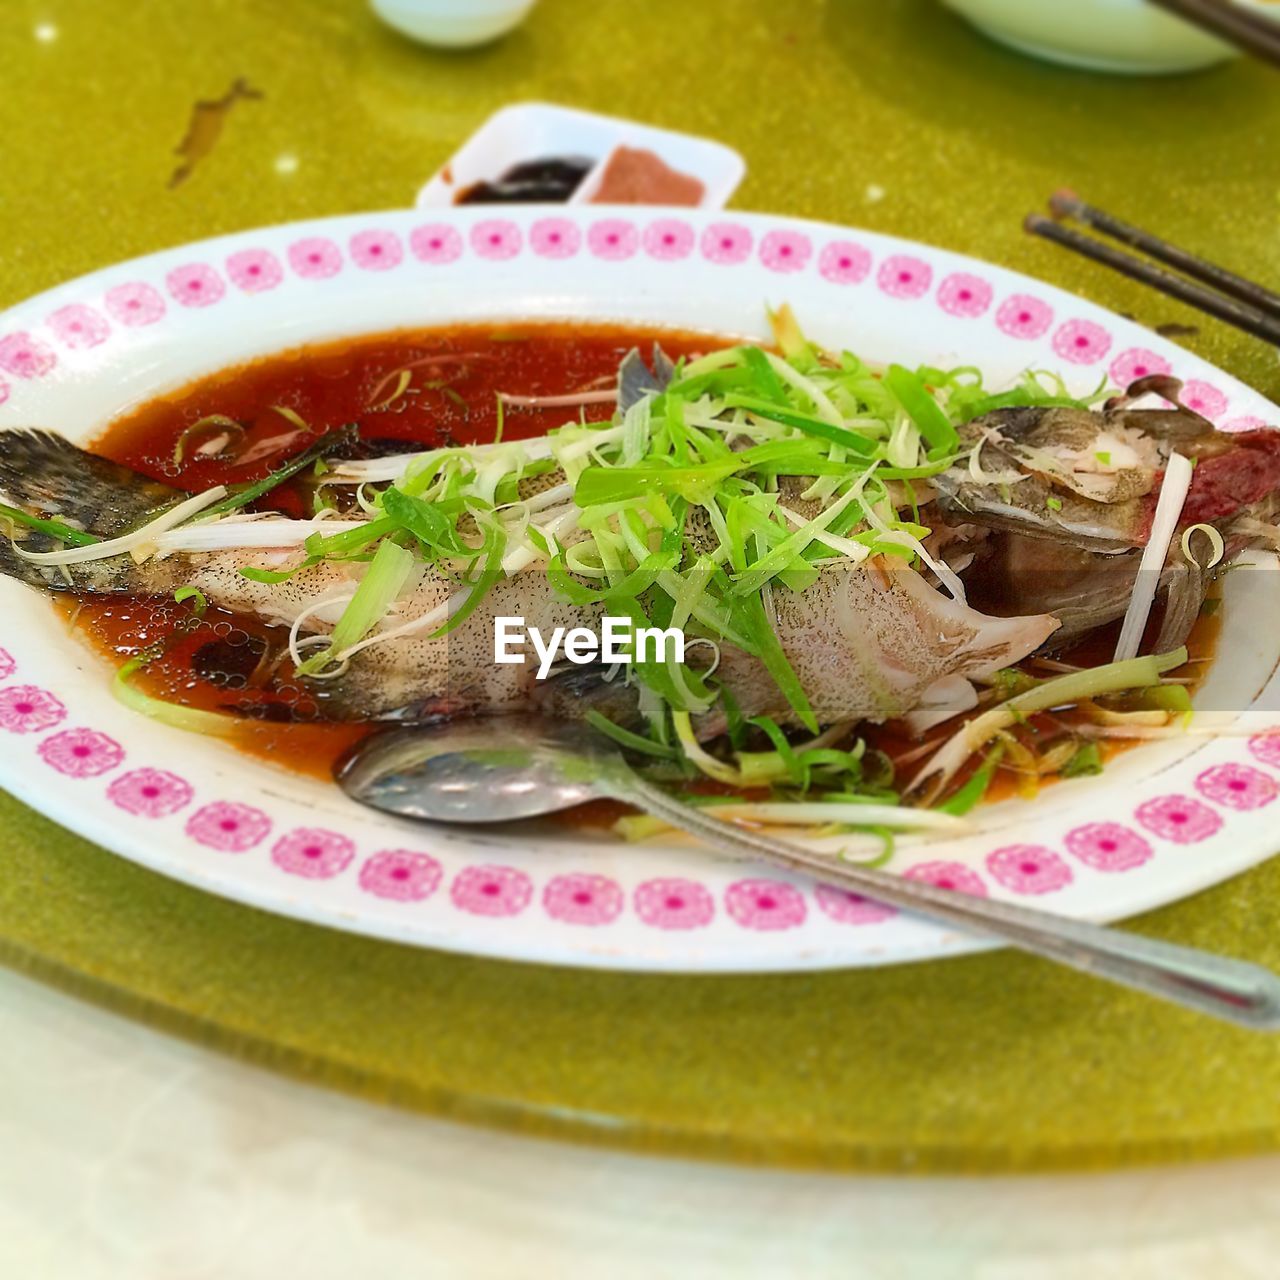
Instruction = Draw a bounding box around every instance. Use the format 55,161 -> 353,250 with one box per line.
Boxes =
337,716 -> 1280,1030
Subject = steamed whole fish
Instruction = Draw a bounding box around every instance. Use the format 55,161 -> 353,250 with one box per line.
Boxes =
0,429 -> 1055,735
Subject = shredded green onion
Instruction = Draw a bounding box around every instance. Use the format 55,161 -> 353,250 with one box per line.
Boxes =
173,586 -> 208,614
269,405 -> 311,432
203,425 -> 357,519
0,502 -> 98,547
173,415 -> 245,465
585,710 -> 680,760
916,648 -> 1188,800
884,364 -> 959,456
112,638 -> 236,737
937,745 -> 1004,816
1061,742 -> 1103,778
296,538 -> 414,676
368,368 -> 413,410
1180,522 -> 1225,569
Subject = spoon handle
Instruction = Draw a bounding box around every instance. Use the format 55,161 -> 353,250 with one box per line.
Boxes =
619,775 -> 1280,1030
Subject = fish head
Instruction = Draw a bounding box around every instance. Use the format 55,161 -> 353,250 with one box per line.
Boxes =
934,377 -> 1280,553
931,378 -> 1280,653
932,405 -> 1152,551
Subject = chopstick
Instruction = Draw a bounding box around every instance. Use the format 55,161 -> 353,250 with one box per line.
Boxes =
1024,195 -> 1280,346
1146,0 -> 1280,68
1049,190 -> 1280,317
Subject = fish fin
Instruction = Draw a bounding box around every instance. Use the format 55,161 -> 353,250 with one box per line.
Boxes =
532,662 -> 642,725
0,429 -> 185,538
953,609 -> 1060,676
651,343 -> 677,386
894,566 -> 1060,676
901,674 -> 980,737
617,348 -> 672,412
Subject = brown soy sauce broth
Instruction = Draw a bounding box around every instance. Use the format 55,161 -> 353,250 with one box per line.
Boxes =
63,322 -> 1222,803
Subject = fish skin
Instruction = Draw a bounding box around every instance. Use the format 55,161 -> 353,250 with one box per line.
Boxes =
0,430 -> 1057,734
961,532 -> 1169,651
934,406 -> 1156,550
934,473 -> 1148,552
697,559 -> 1057,737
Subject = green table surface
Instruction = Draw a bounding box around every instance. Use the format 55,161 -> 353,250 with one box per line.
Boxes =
3,0 -> 1280,1172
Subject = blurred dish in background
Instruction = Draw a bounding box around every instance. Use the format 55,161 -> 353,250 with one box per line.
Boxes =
371,0 -> 537,48
418,103 -> 744,211
942,0 -> 1238,73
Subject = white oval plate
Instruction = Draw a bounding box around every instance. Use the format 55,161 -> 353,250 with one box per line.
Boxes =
0,206 -> 1278,972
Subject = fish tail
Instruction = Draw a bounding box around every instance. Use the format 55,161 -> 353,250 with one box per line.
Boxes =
0,429 -> 185,535
0,429 -> 186,591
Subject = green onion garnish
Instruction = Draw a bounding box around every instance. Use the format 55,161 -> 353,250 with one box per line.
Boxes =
173,586 -> 208,614
0,502 -> 98,547
1061,742 -> 1103,778
884,364 -> 960,455
203,425 -> 357,519
295,537 -> 415,676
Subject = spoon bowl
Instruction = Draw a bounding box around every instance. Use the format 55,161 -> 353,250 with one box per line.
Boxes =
337,716 -> 618,824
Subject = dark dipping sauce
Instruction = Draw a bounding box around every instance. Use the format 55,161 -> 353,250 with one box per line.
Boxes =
456,156 -> 593,204
63,322 -> 1221,817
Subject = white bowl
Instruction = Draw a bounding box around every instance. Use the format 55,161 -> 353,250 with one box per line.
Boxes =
370,0 -> 536,48
942,0 -> 1239,73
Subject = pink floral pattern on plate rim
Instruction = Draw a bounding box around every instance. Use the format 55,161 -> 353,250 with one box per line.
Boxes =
0,207 -> 1276,964
0,208 -> 1251,437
